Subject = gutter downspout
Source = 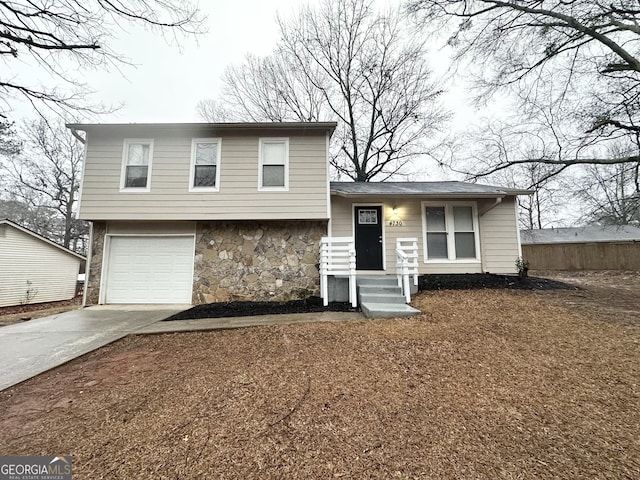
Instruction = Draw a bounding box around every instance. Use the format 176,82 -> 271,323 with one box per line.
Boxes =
479,197 -> 503,216
70,128 -> 86,144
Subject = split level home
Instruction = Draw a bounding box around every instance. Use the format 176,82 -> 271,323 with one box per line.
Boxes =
67,121 -> 531,312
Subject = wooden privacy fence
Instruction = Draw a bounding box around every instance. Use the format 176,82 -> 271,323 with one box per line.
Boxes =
522,242 -> 640,271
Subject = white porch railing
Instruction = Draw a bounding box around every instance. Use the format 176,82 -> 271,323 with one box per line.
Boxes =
320,236 -> 357,307
396,237 -> 419,303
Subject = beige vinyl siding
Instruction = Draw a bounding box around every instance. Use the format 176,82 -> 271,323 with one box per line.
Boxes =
0,225 -> 81,307
478,196 -> 520,273
79,131 -> 329,220
330,195 -> 520,275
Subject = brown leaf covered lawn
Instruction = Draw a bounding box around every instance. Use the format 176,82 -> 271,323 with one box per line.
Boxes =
1,280 -> 639,479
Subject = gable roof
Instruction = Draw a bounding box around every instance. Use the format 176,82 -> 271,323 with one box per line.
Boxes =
521,225 -> 640,245
0,219 -> 86,261
330,181 -> 533,198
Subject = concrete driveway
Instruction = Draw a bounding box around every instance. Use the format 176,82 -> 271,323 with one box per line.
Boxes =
0,305 -> 188,391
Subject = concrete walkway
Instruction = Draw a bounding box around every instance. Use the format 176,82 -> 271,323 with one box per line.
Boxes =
136,311 -> 365,334
0,305 -> 188,391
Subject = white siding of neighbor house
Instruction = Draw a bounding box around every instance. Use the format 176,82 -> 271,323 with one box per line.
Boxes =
79,129 -> 329,221
330,195 -> 520,275
0,225 -> 81,307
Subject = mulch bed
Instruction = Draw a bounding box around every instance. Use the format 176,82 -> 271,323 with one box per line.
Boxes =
167,274 -> 575,321
164,296 -> 357,321
420,273 -> 577,291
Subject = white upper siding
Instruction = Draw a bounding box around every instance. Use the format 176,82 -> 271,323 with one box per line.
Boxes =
330,195 -> 520,275
0,223 -> 82,307
78,126 -> 331,221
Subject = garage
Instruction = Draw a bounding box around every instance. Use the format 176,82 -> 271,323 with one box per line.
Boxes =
103,236 -> 195,304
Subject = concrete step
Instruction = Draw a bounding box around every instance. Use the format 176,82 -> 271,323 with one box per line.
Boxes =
361,302 -> 421,319
359,292 -> 407,305
356,276 -> 398,287
358,285 -> 402,295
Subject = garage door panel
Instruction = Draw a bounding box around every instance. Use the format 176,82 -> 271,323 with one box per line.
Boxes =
105,236 -> 194,304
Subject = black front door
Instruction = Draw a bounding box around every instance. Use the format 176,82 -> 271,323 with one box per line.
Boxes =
354,206 -> 383,270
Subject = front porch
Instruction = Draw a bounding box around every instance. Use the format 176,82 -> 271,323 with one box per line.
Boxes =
320,236 -> 420,318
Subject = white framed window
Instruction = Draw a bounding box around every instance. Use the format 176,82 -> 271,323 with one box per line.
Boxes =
120,139 -> 153,192
258,138 -> 289,191
422,201 -> 480,262
189,138 -> 221,192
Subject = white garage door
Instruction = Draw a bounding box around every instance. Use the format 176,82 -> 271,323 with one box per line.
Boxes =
104,236 -> 195,304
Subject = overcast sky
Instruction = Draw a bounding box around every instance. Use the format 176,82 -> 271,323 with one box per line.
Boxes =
79,1 -> 303,123
10,0 -> 478,128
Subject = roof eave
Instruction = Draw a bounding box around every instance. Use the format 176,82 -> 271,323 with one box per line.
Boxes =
65,121 -> 338,135
0,219 -> 86,261
330,191 -> 526,198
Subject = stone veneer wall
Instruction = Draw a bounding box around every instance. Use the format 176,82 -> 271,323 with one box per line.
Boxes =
85,221 -> 106,305
193,220 -> 327,303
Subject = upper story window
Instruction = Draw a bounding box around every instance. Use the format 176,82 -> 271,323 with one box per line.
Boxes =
190,138 -> 221,192
259,138 -> 289,191
121,139 -> 153,191
423,202 -> 479,262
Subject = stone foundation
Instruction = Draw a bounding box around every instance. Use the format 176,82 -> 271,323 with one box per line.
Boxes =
193,220 -> 326,303
85,221 -> 106,306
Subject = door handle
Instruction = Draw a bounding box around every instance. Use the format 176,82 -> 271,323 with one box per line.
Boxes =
379,236 -> 383,244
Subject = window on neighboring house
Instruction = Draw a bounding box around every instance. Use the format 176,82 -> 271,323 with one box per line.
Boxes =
121,139 -> 153,191
190,138 -> 221,191
423,203 -> 478,261
259,138 -> 288,190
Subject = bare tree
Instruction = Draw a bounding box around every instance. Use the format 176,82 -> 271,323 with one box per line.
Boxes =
201,0 -> 448,181
498,162 -> 565,230
447,117 -> 567,228
1,118 -> 87,250
1,0 -> 204,119
408,0 -> 640,174
210,52 -> 329,123
0,121 -> 21,156
577,143 -> 640,225
195,99 -> 232,123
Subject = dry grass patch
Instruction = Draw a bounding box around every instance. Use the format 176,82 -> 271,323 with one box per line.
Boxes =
1,287 -> 638,479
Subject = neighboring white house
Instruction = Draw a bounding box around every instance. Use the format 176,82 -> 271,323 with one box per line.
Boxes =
0,219 -> 85,307
66,122 -> 532,307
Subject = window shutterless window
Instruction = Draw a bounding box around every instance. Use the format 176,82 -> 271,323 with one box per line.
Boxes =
189,138 -> 221,192
120,139 -> 153,191
423,202 -> 479,261
259,138 -> 289,190
453,206 -> 476,259
425,206 -> 448,259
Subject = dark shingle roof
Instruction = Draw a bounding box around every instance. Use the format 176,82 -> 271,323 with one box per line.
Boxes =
330,181 -> 532,197
521,225 -> 640,244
